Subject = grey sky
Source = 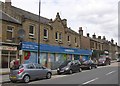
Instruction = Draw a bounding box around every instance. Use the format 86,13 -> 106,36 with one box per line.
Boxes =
1,0 -> 119,44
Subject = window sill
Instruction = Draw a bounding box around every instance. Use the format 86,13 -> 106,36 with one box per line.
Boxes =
43,38 -> 49,42
29,36 -> 36,40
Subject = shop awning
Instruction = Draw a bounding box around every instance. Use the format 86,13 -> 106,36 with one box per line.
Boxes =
22,42 -> 92,55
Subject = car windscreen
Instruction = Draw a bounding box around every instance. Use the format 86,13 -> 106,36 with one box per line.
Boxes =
83,60 -> 89,64
61,61 -> 71,66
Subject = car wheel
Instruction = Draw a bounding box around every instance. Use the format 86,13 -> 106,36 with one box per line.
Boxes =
95,65 -> 97,68
69,69 -> 73,74
23,75 -> 30,83
46,72 -> 51,79
79,68 -> 82,72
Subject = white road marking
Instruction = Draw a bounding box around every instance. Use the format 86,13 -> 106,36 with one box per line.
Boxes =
52,75 -> 68,79
83,78 -> 99,84
106,71 -> 116,75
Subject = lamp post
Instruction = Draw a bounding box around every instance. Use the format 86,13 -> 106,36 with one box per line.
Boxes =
17,28 -> 25,64
38,0 -> 41,64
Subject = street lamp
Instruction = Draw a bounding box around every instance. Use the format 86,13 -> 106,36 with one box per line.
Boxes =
38,0 -> 41,64
17,28 -> 25,64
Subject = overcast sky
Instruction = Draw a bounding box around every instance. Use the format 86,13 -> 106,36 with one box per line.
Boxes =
1,0 -> 119,44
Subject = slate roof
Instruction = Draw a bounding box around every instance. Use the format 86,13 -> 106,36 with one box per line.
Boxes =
0,10 -> 21,24
12,6 -> 50,24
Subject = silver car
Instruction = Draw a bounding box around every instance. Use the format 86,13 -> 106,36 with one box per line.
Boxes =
9,63 -> 52,83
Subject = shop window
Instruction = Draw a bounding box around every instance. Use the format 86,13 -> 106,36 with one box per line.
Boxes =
6,26 -> 14,41
24,52 -> 37,64
29,25 -> 35,38
50,54 -> 55,69
2,50 -> 16,68
40,53 -> 48,67
43,29 -> 48,39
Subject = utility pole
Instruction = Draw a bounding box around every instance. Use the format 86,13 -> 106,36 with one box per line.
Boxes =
38,0 -> 41,64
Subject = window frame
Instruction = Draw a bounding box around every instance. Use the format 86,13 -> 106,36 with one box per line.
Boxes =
43,28 -> 48,39
75,37 -> 77,43
55,32 -> 59,41
29,25 -> 35,38
6,25 -> 14,41
59,33 -> 62,42
67,35 -> 70,42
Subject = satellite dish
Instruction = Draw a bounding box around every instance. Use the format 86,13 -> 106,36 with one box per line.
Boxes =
17,29 -> 26,41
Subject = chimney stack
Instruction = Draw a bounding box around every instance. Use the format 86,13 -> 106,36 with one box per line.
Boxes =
98,36 -> 101,39
92,33 -> 96,39
87,33 -> 90,37
4,0 -> 11,14
79,27 -> 83,36
111,38 -> 114,44
103,36 -> 106,40
62,19 -> 67,27
5,0 -> 11,5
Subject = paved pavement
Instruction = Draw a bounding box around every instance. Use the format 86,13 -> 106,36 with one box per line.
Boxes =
0,60 -> 117,84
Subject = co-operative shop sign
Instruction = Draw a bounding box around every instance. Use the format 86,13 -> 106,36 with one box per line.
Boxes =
65,49 -> 74,52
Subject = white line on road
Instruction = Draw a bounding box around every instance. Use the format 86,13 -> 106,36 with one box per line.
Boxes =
106,71 -> 116,75
52,75 -> 68,79
83,78 -> 99,84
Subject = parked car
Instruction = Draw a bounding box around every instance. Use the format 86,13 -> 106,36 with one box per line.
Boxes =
80,60 -> 97,70
57,60 -> 82,74
9,63 -> 52,83
98,56 -> 111,66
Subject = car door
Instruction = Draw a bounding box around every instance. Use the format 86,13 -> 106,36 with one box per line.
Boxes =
74,61 -> 80,71
26,64 -> 36,79
71,61 -> 76,72
34,64 -> 47,78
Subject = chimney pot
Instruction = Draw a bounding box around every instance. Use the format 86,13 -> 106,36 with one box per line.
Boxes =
87,33 -> 89,37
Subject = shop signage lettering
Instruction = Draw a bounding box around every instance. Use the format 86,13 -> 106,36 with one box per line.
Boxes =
65,49 -> 74,52
0,46 -> 17,51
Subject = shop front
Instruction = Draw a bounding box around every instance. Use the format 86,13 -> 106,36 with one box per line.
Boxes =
21,42 -> 92,69
0,45 -> 17,68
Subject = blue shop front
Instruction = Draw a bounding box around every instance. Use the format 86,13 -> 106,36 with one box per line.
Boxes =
21,42 -> 92,69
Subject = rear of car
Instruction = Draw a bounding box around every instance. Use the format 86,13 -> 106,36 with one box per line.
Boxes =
98,58 -> 106,66
9,63 -> 52,83
80,60 -> 97,70
98,56 -> 111,66
9,64 -> 26,83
